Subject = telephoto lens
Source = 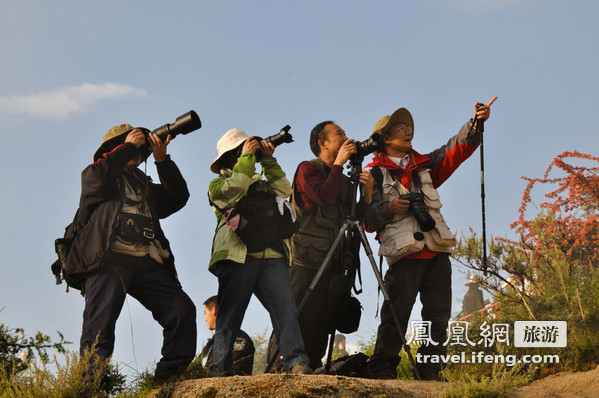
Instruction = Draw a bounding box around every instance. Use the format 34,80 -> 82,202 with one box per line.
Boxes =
254,125 -> 293,160
139,110 -> 202,158
151,111 -> 202,141
263,125 -> 293,146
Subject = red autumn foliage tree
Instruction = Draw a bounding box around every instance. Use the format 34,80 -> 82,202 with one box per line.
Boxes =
510,151 -> 599,272
452,151 -> 599,372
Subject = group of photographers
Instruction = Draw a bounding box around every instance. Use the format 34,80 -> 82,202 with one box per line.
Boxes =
66,98 -> 495,387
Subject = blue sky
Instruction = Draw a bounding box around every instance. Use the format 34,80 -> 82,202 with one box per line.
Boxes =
1,0 -> 597,376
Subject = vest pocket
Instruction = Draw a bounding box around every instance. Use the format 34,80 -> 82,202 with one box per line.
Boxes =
421,185 -> 441,206
428,217 -> 456,241
379,228 -> 417,257
314,205 -> 343,230
418,171 -> 441,206
292,233 -> 331,265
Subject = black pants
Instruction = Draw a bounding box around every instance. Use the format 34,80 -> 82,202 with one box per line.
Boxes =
267,261 -> 341,370
368,254 -> 452,379
80,254 -> 197,378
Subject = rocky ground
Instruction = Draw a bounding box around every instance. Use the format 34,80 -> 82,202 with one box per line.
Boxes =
149,365 -> 599,398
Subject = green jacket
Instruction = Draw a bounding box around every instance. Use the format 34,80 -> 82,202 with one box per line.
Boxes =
208,150 -> 292,270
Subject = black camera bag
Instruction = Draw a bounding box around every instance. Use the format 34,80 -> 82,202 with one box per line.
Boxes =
116,213 -> 155,243
329,273 -> 362,333
326,352 -> 370,377
212,184 -> 298,252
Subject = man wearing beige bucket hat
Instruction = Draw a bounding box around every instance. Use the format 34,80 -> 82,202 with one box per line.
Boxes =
364,97 -> 497,380
207,128 -> 312,376
67,124 -> 196,388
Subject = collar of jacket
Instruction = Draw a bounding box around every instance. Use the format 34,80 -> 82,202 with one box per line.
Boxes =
366,150 -> 432,171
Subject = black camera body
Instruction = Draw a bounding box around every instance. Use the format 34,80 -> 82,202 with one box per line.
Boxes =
350,133 -> 382,164
400,192 -> 436,233
354,133 -> 382,157
139,110 -> 202,158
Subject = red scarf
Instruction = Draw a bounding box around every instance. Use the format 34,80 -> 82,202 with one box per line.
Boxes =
366,152 -> 402,170
366,150 -> 432,171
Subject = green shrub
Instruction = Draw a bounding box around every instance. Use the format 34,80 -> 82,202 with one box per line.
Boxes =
0,321 -> 68,377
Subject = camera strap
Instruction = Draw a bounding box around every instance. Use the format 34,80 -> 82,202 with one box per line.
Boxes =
410,168 -> 424,193
120,172 -> 150,209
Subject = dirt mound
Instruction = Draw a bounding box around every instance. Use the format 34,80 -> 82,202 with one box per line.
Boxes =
152,374 -> 447,398
511,365 -> 599,398
150,366 -> 599,398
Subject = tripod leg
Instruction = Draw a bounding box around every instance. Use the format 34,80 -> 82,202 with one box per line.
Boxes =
356,224 -> 422,381
264,221 -> 350,373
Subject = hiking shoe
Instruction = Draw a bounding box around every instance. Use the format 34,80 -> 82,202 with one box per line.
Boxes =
99,374 -> 114,394
290,362 -> 313,375
368,371 -> 396,380
416,368 -> 447,382
153,365 -> 188,388
367,364 -> 396,379
152,377 -> 168,388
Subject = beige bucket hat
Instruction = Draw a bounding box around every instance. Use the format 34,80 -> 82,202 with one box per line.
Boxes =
93,123 -> 149,162
372,107 -> 414,138
210,128 -> 249,173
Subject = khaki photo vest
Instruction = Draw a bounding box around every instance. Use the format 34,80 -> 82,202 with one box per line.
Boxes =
378,167 -> 457,265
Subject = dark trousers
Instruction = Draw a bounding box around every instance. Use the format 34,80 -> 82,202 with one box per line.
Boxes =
267,261 -> 341,370
368,253 -> 452,379
80,254 -> 197,378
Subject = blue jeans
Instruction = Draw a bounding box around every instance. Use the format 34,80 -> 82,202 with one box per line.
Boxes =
211,257 -> 308,376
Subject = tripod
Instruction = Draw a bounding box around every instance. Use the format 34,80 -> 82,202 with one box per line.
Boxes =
266,155 -> 421,380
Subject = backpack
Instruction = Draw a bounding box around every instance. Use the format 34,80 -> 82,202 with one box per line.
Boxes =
211,184 -> 298,252
51,209 -> 85,292
52,172 -> 147,292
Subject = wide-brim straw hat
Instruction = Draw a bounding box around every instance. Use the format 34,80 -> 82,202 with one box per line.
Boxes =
465,275 -> 482,286
93,123 -> 149,162
372,107 -> 414,139
210,128 -> 249,174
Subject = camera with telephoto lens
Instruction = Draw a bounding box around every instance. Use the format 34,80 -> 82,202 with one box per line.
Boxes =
400,192 -> 436,234
139,110 -> 202,158
247,125 -> 294,160
350,133 -> 382,162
